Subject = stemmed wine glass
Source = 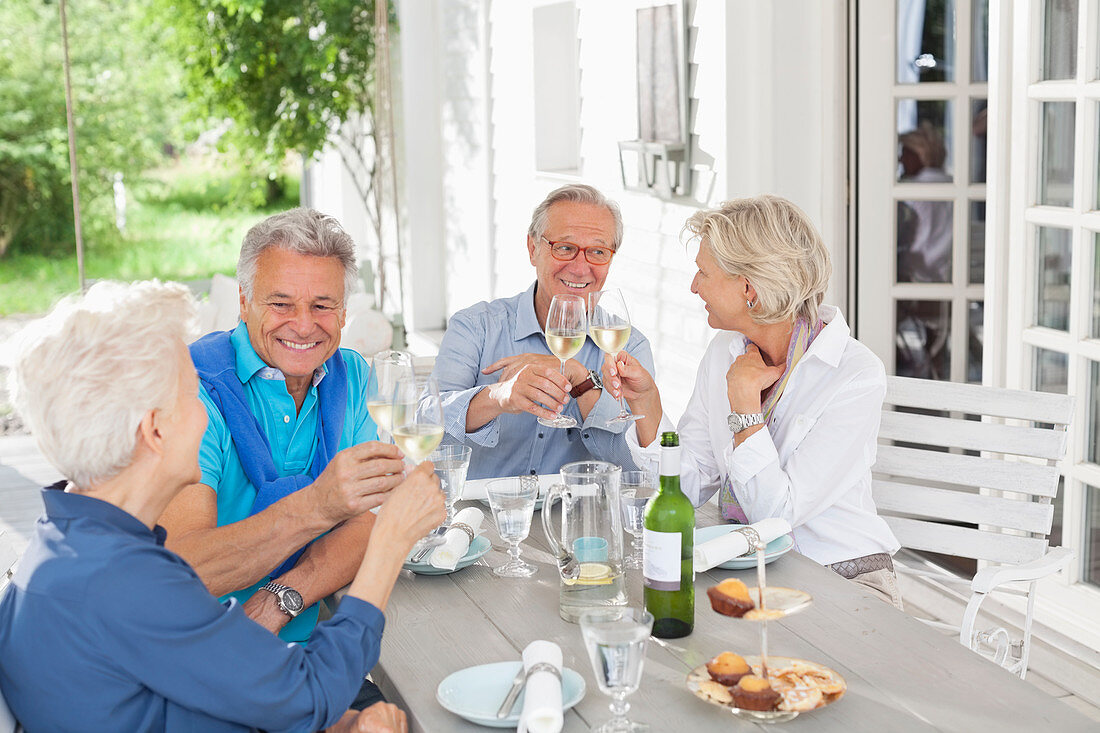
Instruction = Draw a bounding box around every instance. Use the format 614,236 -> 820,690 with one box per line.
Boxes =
392,375 -> 446,548
539,294 -> 587,429
588,289 -> 643,425
365,350 -> 414,441
619,470 -> 656,570
579,607 -> 654,732
485,476 -> 539,577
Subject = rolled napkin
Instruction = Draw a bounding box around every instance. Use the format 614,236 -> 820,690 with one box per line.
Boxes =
517,640 -> 563,733
428,506 -> 485,570
693,518 -> 793,572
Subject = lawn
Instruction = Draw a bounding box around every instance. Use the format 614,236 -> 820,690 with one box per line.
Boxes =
0,159 -> 300,316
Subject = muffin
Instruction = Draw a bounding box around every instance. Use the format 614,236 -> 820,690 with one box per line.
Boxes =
705,652 -> 751,686
730,675 -> 780,711
706,578 -> 755,617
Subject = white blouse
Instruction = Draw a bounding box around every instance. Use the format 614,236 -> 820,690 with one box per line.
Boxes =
627,305 -> 900,566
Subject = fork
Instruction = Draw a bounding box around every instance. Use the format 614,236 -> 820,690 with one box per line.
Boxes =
409,526 -> 449,563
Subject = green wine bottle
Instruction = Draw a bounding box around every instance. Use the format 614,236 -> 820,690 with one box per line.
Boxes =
643,431 -> 695,638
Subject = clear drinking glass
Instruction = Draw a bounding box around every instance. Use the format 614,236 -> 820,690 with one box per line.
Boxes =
619,470 -> 656,570
393,375 -> 446,549
486,476 -> 539,577
579,607 -> 654,733
429,443 -> 472,527
365,350 -> 413,441
539,294 -> 587,429
588,289 -> 643,425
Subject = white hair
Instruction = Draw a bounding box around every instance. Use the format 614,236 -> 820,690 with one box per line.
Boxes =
527,184 -> 624,250
9,280 -> 198,488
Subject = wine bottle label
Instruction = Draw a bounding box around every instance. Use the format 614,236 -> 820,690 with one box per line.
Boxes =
643,528 -> 682,591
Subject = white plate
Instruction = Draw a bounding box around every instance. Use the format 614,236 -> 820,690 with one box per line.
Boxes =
403,535 -> 491,575
695,525 -> 795,570
436,660 -> 586,728
461,474 -> 556,510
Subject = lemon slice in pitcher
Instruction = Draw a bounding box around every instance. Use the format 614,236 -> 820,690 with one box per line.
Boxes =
565,562 -> 612,585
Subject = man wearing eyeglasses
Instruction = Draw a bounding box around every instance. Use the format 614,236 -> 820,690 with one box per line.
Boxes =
432,184 -> 655,479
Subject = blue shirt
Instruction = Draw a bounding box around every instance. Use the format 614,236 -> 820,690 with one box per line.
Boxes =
0,484 -> 385,733
433,283 -> 655,479
198,323 -> 378,643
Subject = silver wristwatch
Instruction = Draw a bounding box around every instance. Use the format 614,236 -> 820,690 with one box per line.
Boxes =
727,412 -> 765,434
261,581 -> 305,618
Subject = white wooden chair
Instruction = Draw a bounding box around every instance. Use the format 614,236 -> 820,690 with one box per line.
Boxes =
872,376 -> 1074,678
0,531 -> 22,732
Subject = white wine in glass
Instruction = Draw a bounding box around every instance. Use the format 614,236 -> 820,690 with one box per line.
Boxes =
366,350 -> 414,439
589,289 -> 643,425
393,375 -> 447,549
539,294 -> 587,429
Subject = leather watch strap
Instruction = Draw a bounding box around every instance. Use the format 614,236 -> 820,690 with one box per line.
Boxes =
570,369 -> 603,399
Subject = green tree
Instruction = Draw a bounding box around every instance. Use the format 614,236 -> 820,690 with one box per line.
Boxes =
0,0 -> 182,257
151,0 -> 400,309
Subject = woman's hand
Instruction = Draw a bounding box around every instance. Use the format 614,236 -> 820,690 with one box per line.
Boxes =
604,351 -> 664,447
372,462 -> 447,556
727,343 -> 784,414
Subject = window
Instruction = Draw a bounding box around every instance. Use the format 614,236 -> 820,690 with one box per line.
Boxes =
532,2 -> 580,174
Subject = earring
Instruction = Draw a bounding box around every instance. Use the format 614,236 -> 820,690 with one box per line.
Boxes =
746,298 -> 756,309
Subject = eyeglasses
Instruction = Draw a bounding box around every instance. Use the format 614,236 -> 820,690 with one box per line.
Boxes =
541,236 -> 615,266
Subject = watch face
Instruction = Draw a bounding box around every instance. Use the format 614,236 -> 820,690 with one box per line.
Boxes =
282,589 -> 304,613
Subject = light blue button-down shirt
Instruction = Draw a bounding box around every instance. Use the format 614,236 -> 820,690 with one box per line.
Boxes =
432,283 -> 655,479
198,322 -> 378,643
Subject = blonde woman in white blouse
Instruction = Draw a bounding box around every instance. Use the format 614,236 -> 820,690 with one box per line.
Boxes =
605,195 -> 902,608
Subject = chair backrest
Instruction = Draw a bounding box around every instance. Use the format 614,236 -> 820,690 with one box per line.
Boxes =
873,377 -> 1073,565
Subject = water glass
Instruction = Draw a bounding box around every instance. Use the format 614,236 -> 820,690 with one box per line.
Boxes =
429,444 -> 472,526
579,607 -> 654,732
619,470 -> 656,570
486,476 -> 539,577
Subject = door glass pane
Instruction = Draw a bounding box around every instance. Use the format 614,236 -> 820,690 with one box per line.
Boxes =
1087,485 -> 1100,587
1036,226 -> 1072,330
1095,103 -> 1100,210
1092,232 -> 1100,337
1051,477 -> 1064,547
897,200 -> 953,282
1041,0 -> 1078,80
1090,362 -> 1100,464
970,98 -> 988,183
1039,101 -> 1075,207
1034,347 -> 1069,393
970,0 -> 989,82
898,100 -> 954,182
897,300 -> 951,379
897,0 -> 956,83
969,200 -> 986,283
967,300 -> 983,383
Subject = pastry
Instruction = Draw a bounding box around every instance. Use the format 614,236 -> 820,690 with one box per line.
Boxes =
730,675 -> 780,711
696,679 -> 734,705
705,652 -> 751,685
706,578 -> 755,617
778,687 -> 823,712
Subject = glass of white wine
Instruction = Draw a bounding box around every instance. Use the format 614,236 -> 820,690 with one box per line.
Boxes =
588,289 -> 643,425
365,350 -> 413,442
539,293 -> 587,429
392,375 -> 447,548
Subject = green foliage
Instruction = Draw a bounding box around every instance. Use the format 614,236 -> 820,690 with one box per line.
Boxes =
0,0 -> 184,257
153,0 -> 391,168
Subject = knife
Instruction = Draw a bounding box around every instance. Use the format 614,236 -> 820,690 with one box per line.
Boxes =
496,665 -> 526,719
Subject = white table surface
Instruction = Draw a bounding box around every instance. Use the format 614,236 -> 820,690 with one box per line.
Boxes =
369,501 -> 1096,732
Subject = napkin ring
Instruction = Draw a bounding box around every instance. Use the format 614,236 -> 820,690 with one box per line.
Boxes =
451,522 -> 476,543
526,662 -> 562,680
734,526 -> 763,553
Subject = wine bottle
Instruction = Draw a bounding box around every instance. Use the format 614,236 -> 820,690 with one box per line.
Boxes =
643,431 -> 695,638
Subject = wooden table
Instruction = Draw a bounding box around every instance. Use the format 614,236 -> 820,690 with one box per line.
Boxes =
370,502 -> 1096,731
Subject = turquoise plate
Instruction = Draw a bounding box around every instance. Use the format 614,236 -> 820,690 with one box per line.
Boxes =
436,660 -> 585,728
403,535 -> 491,575
695,525 -> 795,570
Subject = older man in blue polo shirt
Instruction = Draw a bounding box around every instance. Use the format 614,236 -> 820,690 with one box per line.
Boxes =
0,280 -> 443,732
157,208 -> 404,708
432,184 -> 655,479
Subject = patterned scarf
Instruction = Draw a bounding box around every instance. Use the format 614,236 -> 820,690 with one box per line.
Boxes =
720,317 -> 825,522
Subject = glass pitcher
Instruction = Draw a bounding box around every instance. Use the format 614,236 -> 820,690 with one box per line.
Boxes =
541,460 -> 628,622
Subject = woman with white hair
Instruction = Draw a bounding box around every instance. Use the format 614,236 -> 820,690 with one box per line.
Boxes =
605,195 -> 902,607
0,280 -> 443,732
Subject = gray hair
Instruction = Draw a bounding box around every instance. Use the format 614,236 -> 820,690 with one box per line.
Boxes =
685,195 -> 832,325
527,184 -> 624,250
237,207 -> 359,302
9,280 -> 198,488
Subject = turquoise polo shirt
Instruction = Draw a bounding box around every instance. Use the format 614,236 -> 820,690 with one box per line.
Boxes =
197,322 -> 378,643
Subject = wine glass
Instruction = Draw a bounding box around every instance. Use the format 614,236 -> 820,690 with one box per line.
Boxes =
429,443 -> 472,527
579,607 -> 654,732
392,375 -> 447,549
539,294 -> 587,429
588,289 -> 643,425
485,476 -> 539,577
365,350 -> 413,441
619,470 -> 656,570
